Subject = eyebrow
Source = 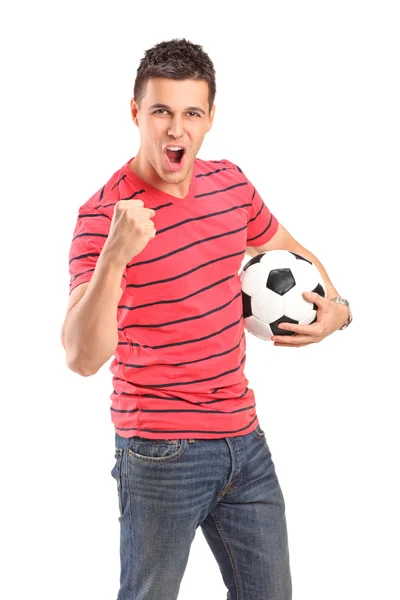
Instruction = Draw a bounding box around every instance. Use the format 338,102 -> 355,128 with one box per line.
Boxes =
149,103 -> 206,115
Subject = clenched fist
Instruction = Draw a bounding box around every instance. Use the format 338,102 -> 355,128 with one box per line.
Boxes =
103,200 -> 156,267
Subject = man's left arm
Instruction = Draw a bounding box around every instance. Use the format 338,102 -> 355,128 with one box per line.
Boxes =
245,222 -> 351,347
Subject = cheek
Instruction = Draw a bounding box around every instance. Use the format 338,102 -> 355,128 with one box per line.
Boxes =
191,128 -> 206,147
142,120 -> 161,139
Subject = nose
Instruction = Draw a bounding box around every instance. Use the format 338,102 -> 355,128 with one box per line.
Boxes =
167,115 -> 185,139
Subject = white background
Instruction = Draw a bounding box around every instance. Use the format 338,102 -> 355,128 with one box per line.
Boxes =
1,1 -> 399,599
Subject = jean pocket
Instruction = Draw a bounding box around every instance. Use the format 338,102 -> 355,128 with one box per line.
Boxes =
111,447 -> 124,516
255,424 -> 266,439
128,436 -> 188,463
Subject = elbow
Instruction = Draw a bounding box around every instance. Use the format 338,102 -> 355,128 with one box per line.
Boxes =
64,342 -> 116,377
66,355 -> 98,377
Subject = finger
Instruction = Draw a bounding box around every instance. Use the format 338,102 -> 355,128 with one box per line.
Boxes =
277,322 -> 322,335
272,335 -> 317,345
274,342 -> 309,347
303,291 -> 326,306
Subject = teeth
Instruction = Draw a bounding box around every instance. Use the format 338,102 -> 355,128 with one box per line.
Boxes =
166,146 -> 184,151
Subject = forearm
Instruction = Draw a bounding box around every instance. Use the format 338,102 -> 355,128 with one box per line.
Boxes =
64,250 -> 125,376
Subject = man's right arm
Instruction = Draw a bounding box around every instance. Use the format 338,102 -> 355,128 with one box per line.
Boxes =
61,249 -> 126,376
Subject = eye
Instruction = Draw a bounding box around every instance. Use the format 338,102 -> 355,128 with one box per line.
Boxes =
153,109 -> 200,117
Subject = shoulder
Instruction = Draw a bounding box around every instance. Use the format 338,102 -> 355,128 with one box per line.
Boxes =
77,162 -> 128,219
194,157 -> 245,180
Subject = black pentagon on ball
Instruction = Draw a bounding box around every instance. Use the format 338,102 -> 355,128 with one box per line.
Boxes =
267,268 -> 296,295
270,315 -> 298,336
311,283 -> 326,310
243,252 -> 263,271
242,290 -> 252,318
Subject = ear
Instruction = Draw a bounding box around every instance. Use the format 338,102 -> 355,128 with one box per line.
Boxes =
207,104 -> 216,132
130,98 -> 139,127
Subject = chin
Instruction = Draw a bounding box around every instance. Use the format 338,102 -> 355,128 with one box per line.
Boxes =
162,162 -> 190,179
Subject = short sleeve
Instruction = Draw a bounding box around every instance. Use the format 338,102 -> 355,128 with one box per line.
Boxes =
68,204 -> 127,295
246,183 -> 279,247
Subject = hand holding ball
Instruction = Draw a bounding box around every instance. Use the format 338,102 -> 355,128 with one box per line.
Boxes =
239,250 -> 326,341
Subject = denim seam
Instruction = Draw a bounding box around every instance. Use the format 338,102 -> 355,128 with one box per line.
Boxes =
126,448 -> 135,598
224,438 -> 244,496
210,509 -> 242,600
118,454 -> 123,516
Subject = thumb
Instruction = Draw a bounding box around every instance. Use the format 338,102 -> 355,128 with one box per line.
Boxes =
303,291 -> 324,304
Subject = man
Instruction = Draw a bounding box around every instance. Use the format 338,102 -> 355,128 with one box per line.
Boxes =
61,38 -> 351,600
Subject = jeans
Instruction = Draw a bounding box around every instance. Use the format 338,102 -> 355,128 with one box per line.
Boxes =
111,424 -> 292,600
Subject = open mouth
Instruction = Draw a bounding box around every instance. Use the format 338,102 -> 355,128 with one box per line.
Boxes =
164,146 -> 186,171
165,147 -> 185,163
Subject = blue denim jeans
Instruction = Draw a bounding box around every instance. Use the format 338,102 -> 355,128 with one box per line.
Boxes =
111,424 -> 292,600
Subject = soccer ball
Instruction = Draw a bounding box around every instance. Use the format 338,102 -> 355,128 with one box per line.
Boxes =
239,250 -> 327,341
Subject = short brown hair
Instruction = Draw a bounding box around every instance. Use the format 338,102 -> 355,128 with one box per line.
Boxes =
133,38 -> 216,115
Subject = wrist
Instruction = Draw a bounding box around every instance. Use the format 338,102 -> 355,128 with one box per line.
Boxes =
338,304 -> 350,329
330,296 -> 352,330
101,246 -> 128,271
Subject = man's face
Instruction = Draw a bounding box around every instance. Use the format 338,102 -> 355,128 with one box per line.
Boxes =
130,77 -> 215,183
